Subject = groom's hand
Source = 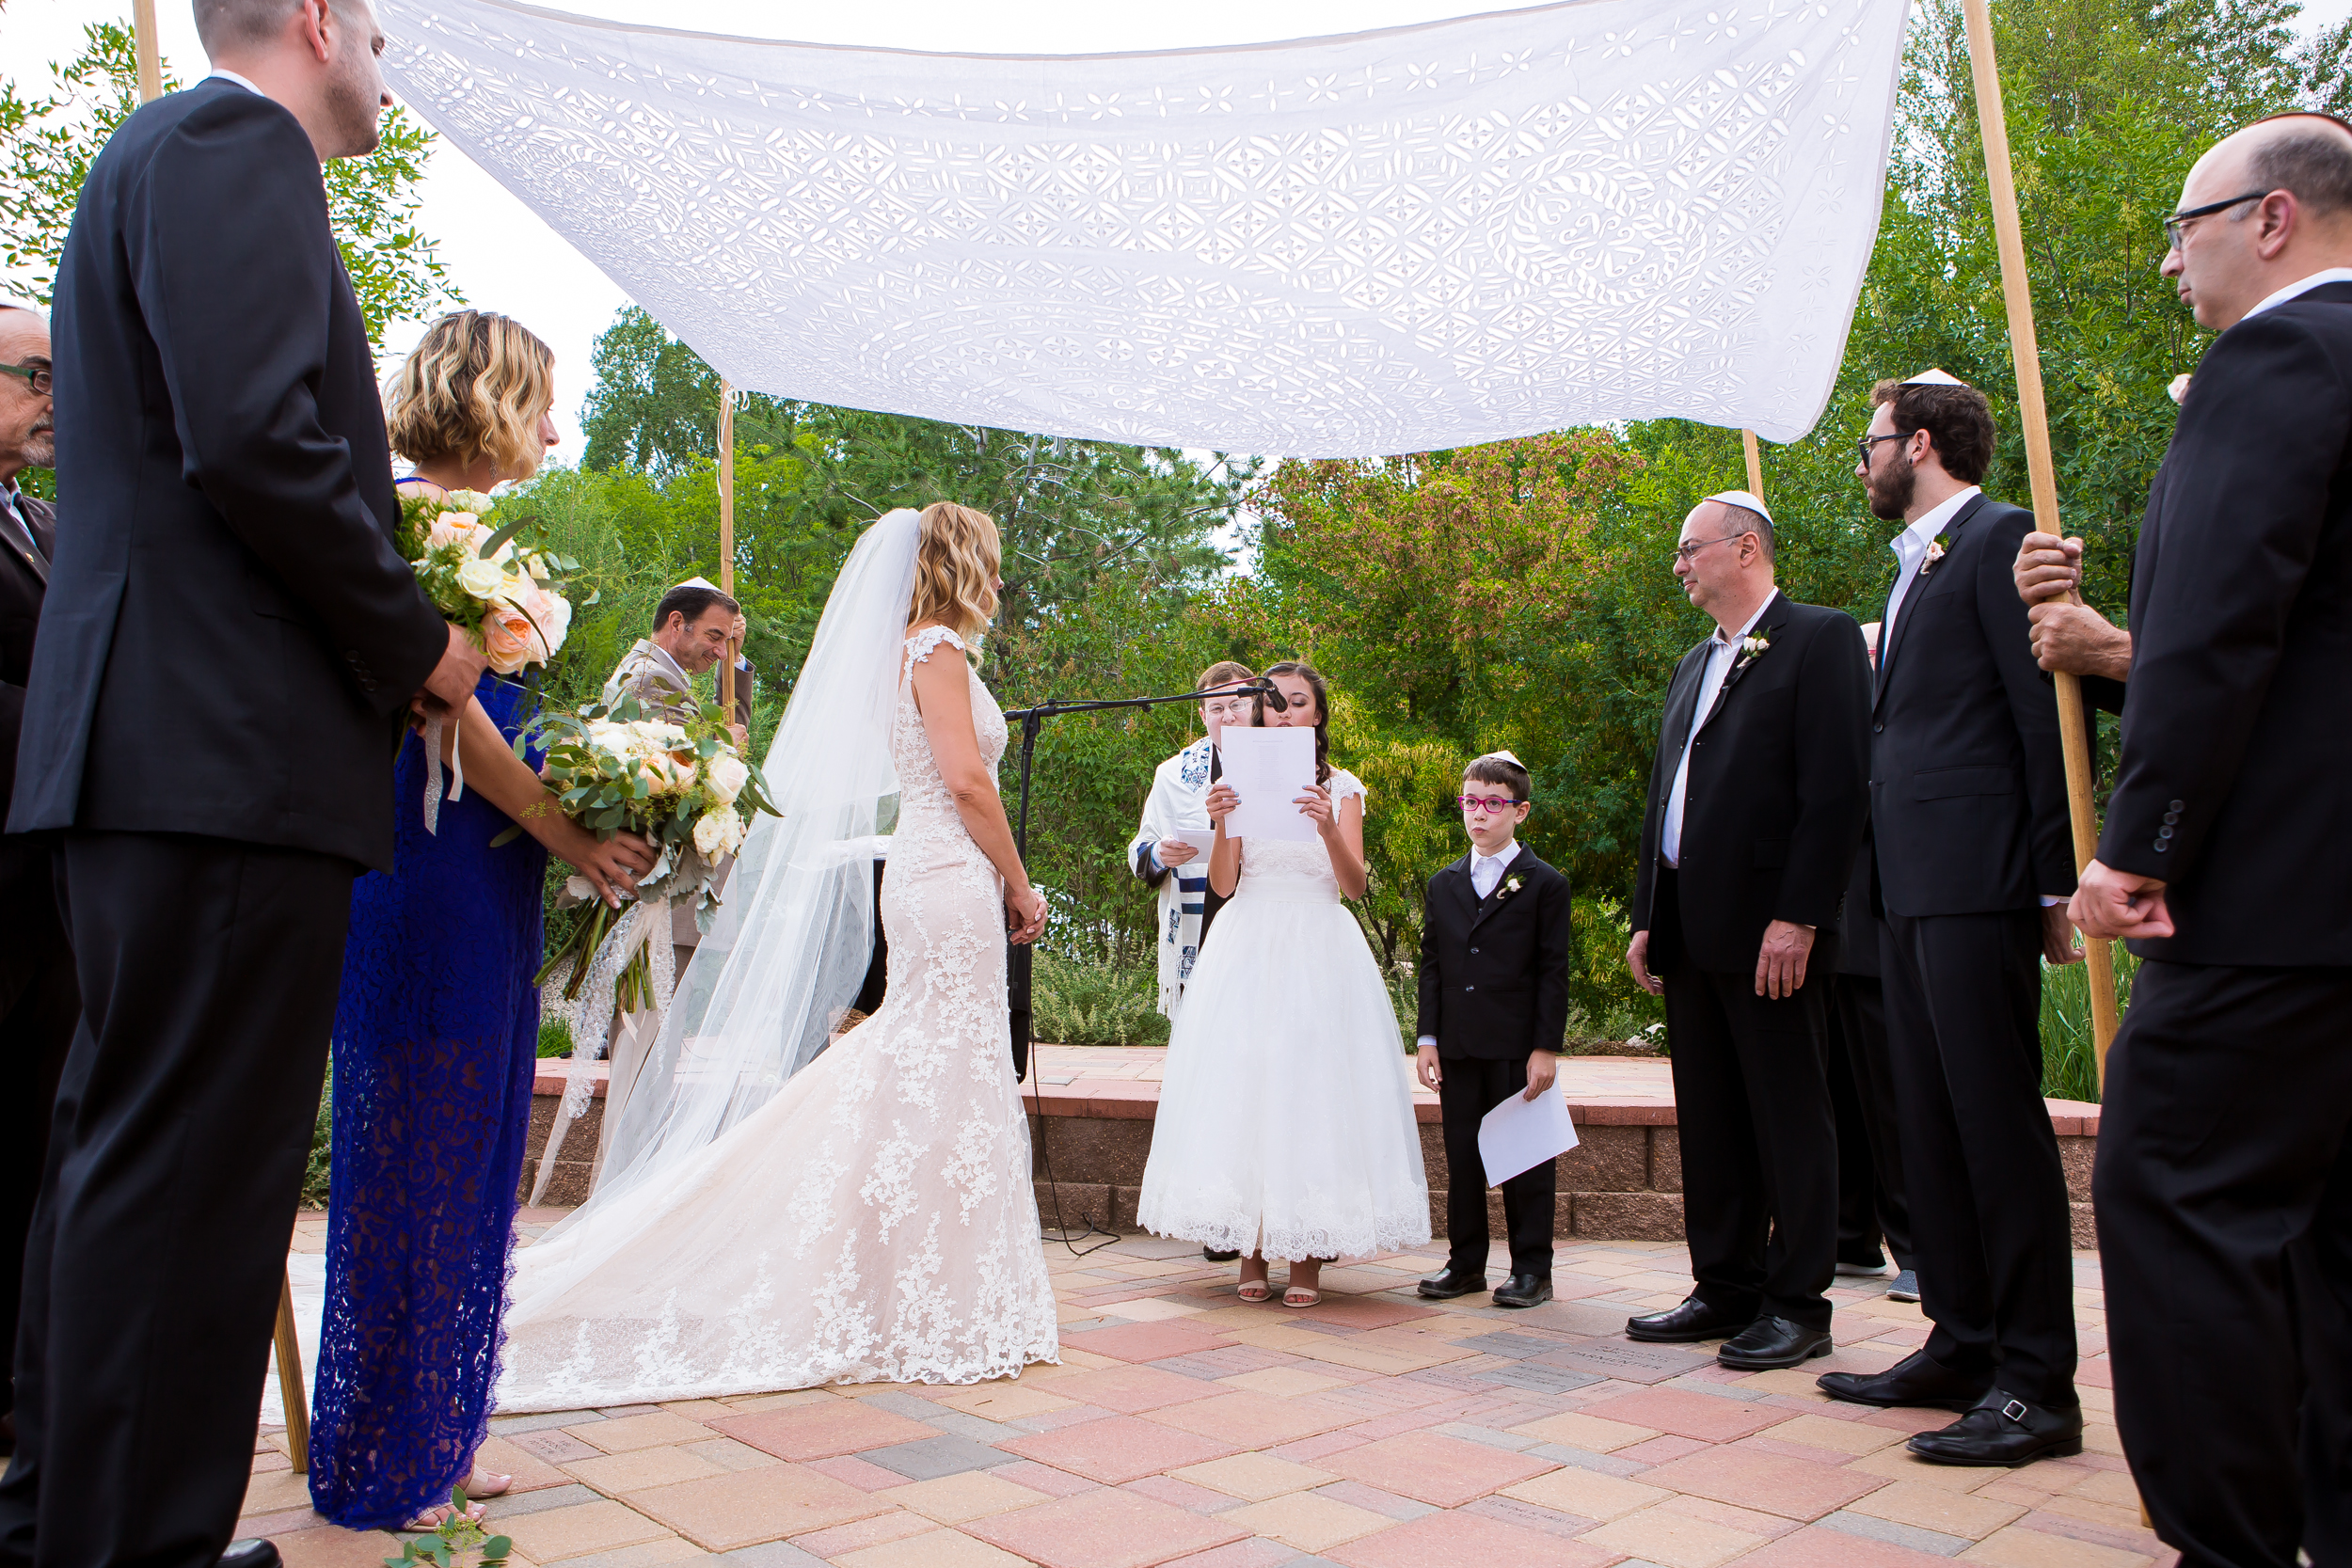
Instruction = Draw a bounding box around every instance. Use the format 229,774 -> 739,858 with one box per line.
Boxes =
420,623 -> 490,712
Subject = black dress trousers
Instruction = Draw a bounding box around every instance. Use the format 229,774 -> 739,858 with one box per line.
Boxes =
1438,1053 -> 1557,1280
2093,958 -> 2352,1568
1655,873 -> 1839,1330
1826,974 -> 1911,1271
0,832 -> 357,1568
1878,907 -> 2075,1409
0,846 -> 76,1432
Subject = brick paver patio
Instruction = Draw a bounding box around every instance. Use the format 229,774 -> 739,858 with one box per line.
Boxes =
243,1210 -> 2170,1568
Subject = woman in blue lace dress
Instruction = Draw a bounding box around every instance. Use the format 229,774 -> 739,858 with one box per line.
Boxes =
310,313 -> 654,1530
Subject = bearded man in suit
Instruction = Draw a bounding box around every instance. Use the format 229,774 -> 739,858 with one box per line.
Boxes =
1623,492 -> 1870,1370
0,3 -> 484,1563
0,301 -> 72,1465
2052,113 -> 2352,1565
1814,373 -> 2086,1466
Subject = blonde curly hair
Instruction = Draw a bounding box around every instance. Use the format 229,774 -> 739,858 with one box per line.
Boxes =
385,311 -> 555,481
908,502 -> 1001,660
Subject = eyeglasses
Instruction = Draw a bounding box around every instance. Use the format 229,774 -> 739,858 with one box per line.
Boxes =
2164,190 -> 2269,252
1671,533 -> 1747,564
1854,431 -> 1909,466
1457,794 -> 1525,814
0,363 -> 51,397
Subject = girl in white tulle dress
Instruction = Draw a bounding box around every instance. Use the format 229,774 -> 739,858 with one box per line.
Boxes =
1136,661 -> 1430,1306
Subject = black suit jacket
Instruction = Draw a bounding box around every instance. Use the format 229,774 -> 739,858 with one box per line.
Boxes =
1869,494 -> 2074,917
9,81 -> 446,872
1415,847 -> 1572,1061
1631,592 -> 1871,974
2098,280 -> 2352,965
0,489 -> 53,840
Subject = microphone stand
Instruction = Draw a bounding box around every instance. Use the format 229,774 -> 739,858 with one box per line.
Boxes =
1001,680 -> 1265,1255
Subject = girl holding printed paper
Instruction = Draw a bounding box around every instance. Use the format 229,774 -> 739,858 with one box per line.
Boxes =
1136,661 -> 1429,1307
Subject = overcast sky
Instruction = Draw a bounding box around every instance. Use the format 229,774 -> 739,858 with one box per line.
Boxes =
8,0 -> 2352,466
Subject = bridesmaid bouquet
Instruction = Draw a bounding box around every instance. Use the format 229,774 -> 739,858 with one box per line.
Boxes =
524,694 -> 780,1005
395,487 -> 582,674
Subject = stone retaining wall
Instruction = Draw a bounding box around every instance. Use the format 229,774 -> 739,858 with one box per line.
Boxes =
524,1060 -> 2101,1244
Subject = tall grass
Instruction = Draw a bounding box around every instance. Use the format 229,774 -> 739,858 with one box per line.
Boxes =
2040,947 -> 2137,1104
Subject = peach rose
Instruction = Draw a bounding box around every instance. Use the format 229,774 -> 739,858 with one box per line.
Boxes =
483,603 -> 539,674
428,515 -> 486,552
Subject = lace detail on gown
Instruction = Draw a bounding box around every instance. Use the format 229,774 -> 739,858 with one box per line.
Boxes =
492,627 -> 1058,1410
312,673 -> 547,1527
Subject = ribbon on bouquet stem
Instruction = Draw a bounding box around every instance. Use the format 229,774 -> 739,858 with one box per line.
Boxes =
530,894 -> 675,1205
420,709 -> 468,836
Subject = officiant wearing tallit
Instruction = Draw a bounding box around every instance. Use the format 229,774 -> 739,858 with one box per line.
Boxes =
1129,660 -> 1257,1020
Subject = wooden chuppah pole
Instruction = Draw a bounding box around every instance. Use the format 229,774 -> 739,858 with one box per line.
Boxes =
1958,0 -> 2121,1085
132,0 -> 163,101
1741,429 -> 1765,500
717,381 -> 737,715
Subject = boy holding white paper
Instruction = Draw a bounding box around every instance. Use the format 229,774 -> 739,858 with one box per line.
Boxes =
1414,752 -> 1574,1308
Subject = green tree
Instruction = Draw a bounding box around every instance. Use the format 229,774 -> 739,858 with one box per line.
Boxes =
0,20 -> 456,339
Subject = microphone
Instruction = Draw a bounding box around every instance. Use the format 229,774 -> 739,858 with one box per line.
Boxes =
1253,678 -> 1289,712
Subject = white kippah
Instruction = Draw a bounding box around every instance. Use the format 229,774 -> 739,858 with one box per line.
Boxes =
1479,749 -> 1526,768
1703,489 -> 1774,526
1900,366 -> 1970,388
675,575 -> 722,592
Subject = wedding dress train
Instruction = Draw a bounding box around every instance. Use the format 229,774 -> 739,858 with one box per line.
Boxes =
493,626 -> 1058,1410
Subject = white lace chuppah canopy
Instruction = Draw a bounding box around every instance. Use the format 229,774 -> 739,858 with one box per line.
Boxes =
379,0 -> 1908,455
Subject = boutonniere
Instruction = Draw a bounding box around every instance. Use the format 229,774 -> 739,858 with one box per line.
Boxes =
1740,632 -> 1771,658
1496,873 -> 1525,901
1919,535 -> 1950,576
2169,372 -> 2191,404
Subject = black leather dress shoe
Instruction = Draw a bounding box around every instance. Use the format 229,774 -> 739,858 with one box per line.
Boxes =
1491,1274 -> 1552,1308
1204,1247 -> 1241,1262
1626,1295 -> 1752,1342
1818,1347 -> 1991,1411
1417,1265 -> 1487,1300
1907,1388 -> 2085,1466
218,1543 -> 282,1568
1716,1315 -> 1833,1370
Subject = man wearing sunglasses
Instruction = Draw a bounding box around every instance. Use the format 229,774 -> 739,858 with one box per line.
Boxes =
1621,492 -> 1869,1369
2048,113 -> 2352,1565
0,300 -> 72,1471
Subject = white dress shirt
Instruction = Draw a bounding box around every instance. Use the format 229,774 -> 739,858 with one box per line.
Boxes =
2242,266 -> 2352,321
1661,596 -> 1773,867
207,69 -> 263,94
1415,837 -> 1527,1051
1470,837 -> 1523,900
1878,485 -> 1981,673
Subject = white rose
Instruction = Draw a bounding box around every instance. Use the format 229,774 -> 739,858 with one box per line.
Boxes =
692,807 -> 743,858
446,488 -> 495,515
706,752 -> 749,804
454,557 -> 505,600
526,552 -> 550,580
2168,372 -> 2192,404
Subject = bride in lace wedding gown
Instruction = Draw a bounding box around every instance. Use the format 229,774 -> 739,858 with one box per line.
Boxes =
494,505 -> 1058,1410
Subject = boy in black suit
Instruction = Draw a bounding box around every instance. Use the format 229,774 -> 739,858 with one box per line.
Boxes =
1414,752 -> 1574,1308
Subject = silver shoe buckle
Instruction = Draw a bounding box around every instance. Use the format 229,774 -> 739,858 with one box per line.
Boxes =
2001,1398 -> 2029,1424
